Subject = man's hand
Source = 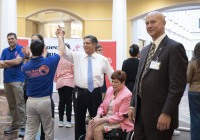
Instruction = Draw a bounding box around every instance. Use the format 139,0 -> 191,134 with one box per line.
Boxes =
56,25 -> 66,57
157,113 -> 171,131
128,107 -> 135,123
55,25 -> 65,38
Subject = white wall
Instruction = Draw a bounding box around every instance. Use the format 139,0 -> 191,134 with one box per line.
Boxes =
133,10 -> 200,61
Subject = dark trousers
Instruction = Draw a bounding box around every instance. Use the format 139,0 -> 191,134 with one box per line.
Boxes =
188,91 -> 200,140
40,97 -> 54,140
134,96 -> 173,140
58,86 -> 74,122
125,82 -> 134,92
74,87 -> 102,140
24,90 -> 28,104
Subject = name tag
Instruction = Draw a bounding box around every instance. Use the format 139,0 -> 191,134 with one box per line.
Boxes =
149,61 -> 161,70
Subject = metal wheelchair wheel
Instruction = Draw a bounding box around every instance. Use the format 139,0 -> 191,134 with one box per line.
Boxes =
125,131 -> 134,140
78,134 -> 85,140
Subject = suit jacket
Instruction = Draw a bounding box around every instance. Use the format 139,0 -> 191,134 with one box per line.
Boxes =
98,86 -> 134,132
130,35 -> 188,129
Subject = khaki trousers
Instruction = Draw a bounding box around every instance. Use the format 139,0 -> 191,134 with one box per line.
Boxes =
4,82 -> 26,128
25,96 -> 54,140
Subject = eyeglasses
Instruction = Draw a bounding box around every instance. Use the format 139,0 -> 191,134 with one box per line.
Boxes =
97,49 -> 103,52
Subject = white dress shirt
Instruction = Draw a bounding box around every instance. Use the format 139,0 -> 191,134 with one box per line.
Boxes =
153,33 -> 166,52
63,48 -> 114,89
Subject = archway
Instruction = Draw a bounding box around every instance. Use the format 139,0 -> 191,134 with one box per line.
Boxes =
25,8 -> 84,38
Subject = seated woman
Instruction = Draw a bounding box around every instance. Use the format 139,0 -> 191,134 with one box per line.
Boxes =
85,70 -> 134,140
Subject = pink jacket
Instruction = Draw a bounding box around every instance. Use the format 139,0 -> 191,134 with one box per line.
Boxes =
97,86 -> 134,132
54,57 -> 75,89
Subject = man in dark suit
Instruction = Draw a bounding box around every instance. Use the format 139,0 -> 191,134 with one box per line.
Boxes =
128,11 -> 188,140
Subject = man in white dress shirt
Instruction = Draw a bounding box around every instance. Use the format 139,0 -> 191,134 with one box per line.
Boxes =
63,35 -> 114,140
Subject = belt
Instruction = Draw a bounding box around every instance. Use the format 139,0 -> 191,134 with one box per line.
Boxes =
76,86 -> 100,93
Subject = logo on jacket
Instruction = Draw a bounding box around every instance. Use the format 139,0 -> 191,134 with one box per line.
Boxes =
39,65 -> 49,75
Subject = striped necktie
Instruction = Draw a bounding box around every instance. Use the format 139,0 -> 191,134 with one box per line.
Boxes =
139,43 -> 156,96
88,55 -> 94,92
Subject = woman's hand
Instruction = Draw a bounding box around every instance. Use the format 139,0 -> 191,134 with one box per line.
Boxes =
90,117 -> 108,129
22,46 -> 31,58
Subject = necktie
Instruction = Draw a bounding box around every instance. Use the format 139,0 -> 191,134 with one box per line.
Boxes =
88,56 -> 94,92
141,43 -> 156,78
139,43 -> 156,95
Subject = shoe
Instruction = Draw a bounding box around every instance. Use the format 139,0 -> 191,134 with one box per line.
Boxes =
58,121 -> 64,127
173,130 -> 180,136
18,128 -> 25,138
4,126 -> 19,134
65,121 -> 72,128
70,121 -> 75,126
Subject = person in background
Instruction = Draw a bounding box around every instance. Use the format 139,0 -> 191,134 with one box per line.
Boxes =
62,35 -> 114,140
85,70 -> 134,140
95,44 -> 107,99
54,43 -> 75,128
22,33 -> 53,140
122,44 -> 139,91
22,26 -> 64,140
187,42 -> 200,140
128,11 -> 188,140
0,32 -> 26,138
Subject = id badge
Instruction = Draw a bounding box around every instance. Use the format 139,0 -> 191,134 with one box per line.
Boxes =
75,91 -> 78,98
149,60 -> 161,70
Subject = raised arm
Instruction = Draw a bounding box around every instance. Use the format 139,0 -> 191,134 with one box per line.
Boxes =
22,46 -> 31,64
55,25 -> 65,57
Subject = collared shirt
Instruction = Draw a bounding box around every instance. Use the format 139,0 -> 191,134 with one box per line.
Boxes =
22,55 -> 60,97
63,48 -> 114,89
153,33 -> 166,52
0,44 -> 24,83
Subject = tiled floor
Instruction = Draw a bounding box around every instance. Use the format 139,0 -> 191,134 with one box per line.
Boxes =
0,90 -> 191,140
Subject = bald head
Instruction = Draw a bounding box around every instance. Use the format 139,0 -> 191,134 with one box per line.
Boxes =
147,11 -> 166,22
145,11 -> 166,41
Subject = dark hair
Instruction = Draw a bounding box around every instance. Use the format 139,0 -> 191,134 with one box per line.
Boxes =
7,32 -> 17,39
31,33 -> 45,46
84,35 -> 98,45
30,40 -> 44,56
194,42 -> 200,69
111,70 -> 126,83
129,44 -> 139,57
95,44 -> 102,51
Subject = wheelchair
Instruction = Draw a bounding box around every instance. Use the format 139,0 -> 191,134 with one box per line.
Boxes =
103,128 -> 134,140
78,128 -> 134,140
